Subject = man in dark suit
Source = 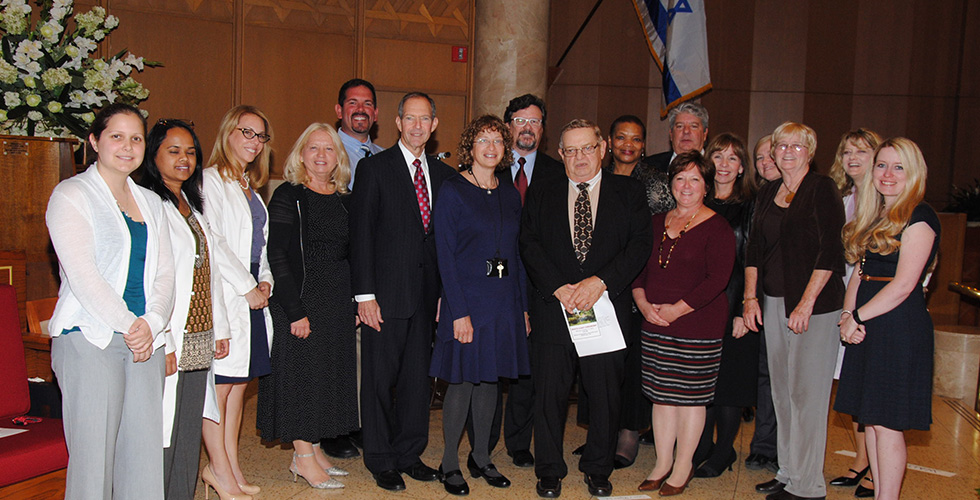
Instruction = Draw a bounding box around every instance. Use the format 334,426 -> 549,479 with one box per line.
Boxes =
520,119 -> 653,498
472,94 -> 564,470
350,92 -> 456,492
645,101 -> 709,173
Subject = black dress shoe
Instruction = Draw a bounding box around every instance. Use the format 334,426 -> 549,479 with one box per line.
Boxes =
756,478 -> 786,494
536,476 -> 562,498
508,449 -> 534,467
829,466 -> 868,486
745,453 -> 768,470
638,429 -> 654,445
469,462 -> 510,488
571,444 -> 585,456
348,429 -> 363,449
855,476 -> 874,497
373,469 -> 406,491
584,473 -> 613,497
399,461 -> 439,481
321,436 -> 359,459
613,454 -> 634,469
439,466 -> 470,496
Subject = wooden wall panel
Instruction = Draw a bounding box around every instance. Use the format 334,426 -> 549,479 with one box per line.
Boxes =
364,0 -> 470,44
363,38 -> 468,93
242,0 -> 355,35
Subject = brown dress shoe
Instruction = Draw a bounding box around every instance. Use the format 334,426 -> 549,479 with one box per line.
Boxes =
638,468 -> 672,491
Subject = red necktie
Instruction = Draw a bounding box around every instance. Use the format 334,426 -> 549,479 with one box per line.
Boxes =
413,159 -> 431,233
515,157 -> 528,205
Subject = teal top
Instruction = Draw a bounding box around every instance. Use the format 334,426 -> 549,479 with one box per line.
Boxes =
63,212 -> 147,335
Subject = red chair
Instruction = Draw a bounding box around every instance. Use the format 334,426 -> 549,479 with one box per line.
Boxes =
0,284 -> 68,487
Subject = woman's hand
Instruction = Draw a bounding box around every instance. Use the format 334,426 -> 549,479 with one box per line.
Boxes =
732,316 -> 749,338
215,339 -> 229,359
838,312 -> 866,344
637,301 -> 669,327
454,316 -> 474,344
245,286 -> 268,309
258,281 -> 272,298
788,301 -> 814,334
290,317 -> 311,339
124,318 -> 153,362
524,312 -> 531,336
743,299 -> 763,332
658,303 -> 680,323
165,352 -> 177,376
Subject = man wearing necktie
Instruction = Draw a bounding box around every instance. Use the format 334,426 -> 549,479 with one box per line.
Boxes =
336,79 -> 384,189
350,92 -> 455,492
476,94 -> 563,470
520,119 -> 652,498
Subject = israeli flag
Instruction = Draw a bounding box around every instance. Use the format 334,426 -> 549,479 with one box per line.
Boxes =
632,0 -> 712,117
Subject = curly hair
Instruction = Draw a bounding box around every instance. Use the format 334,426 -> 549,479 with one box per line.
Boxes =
843,137 -> 928,263
282,122 -> 351,193
705,132 -> 756,203
456,115 -> 514,172
828,128 -> 882,196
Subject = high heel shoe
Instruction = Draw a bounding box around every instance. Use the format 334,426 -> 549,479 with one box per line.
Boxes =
830,465 -> 869,486
290,452 -> 344,489
693,449 -> 737,478
855,476 -> 874,498
201,464 -> 252,500
659,469 -> 694,497
236,483 -> 260,495
309,442 -> 350,476
638,468 -> 672,491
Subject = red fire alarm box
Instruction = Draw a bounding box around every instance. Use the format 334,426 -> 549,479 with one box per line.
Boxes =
452,46 -> 467,62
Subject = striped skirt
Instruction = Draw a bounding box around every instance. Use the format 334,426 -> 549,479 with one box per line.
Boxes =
640,330 -> 723,406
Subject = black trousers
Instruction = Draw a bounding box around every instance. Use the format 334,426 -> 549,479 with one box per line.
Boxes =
360,306 -> 435,473
749,326 -> 777,457
532,340 -> 624,478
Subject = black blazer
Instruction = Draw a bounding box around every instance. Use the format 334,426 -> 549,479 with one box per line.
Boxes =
495,151 -> 565,187
645,150 -> 672,174
350,144 -> 456,319
519,173 -> 653,347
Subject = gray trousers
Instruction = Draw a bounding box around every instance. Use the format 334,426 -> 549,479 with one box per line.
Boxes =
763,296 -> 840,498
52,333 -> 165,500
163,369 -> 208,500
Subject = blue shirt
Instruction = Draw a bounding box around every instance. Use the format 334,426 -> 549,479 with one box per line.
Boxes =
340,129 -> 383,189
510,150 -> 539,185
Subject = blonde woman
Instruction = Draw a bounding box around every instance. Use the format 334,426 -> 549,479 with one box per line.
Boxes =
257,123 -> 357,489
827,128 -> 882,497
835,138 -> 939,500
200,105 -> 275,498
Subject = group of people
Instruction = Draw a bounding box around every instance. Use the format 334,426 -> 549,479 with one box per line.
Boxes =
43,78 -> 939,500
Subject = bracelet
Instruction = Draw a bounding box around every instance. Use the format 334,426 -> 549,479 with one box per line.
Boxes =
852,308 -> 865,325
741,297 -> 758,304
840,310 -> 852,319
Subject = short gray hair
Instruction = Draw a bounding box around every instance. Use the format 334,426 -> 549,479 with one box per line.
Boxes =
667,101 -> 709,130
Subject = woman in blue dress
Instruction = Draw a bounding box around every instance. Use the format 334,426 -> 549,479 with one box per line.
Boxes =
430,115 -> 531,496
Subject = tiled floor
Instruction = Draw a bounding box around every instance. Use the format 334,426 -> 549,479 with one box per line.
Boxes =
193,383 -> 980,499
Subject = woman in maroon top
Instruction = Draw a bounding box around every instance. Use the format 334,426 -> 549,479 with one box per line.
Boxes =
634,152 -> 735,495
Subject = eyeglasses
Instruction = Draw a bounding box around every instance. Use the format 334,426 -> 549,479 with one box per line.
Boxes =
511,117 -> 542,127
775,143 -> 806,153
157,118 -> 194,128
475,138 -> 504,146
561,142 -> 600,157
237,127 -> 271,143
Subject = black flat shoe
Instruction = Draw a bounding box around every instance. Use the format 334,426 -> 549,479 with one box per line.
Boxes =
439,466 -> 470,496
694,449 -> 737,478
373,469 -> 406,491
756,478 -> 786,494
830,466 -> 869,487
399,461 -> 438,482
745,453 -> 768,470
321,436 -> 359,459
571,443 -> 585,455
584,473 -> 613,497
469,462 -> 510,488
508,449 -> 534,467
536,476 -> 562,498
613,454 -> 634,469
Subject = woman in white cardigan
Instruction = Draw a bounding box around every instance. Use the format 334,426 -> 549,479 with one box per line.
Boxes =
138,119 -> 236,500
46,103 -> 175,499
200,105 -> 275,497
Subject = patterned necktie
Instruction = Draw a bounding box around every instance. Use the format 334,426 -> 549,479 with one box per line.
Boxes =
413,159 -> 431,233
361,145 -> 372,158
573,182 -> 593,264
515,157 -> 528,205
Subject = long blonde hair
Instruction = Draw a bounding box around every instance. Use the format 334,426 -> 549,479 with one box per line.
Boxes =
207,105 -> 273,188
842,137 -> 927,263
828,129 -> 882,196
282,122 -> 351,193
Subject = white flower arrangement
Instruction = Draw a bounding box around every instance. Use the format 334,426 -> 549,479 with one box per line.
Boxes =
0,0 -> 160,138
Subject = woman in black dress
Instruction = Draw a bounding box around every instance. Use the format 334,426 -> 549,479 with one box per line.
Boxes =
693,133 -> 759,478
836,137 -> 939,500
257,123 -> 356,489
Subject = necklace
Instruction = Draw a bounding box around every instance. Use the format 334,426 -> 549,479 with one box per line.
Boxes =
782,177 -> 802,204
468,168 -> 496,194
239,170 -> 250,190
658,206 -> 701,269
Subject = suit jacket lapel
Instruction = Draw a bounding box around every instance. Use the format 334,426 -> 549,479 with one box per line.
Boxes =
556,181 -> 579,266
